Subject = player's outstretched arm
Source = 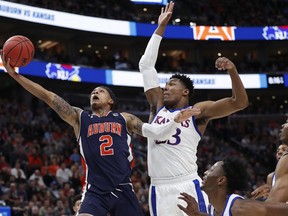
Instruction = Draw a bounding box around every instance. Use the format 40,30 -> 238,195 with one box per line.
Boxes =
232,199 -> 288,216
139,1 -> 174,122
195,57 -> 249,122
123,107 -> 200,139
1,52 -> 81,135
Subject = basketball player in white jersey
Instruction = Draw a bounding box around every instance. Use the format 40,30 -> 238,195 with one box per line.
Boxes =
178,157 -> 288,216
139,2 -> 248,215
251,142 -> 288,200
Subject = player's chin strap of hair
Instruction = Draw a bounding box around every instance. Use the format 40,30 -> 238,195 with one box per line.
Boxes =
142,120 -> 179,140
139,34 -> 162,92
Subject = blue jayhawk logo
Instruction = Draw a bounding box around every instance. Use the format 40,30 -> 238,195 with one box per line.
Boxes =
45,63 -> 81,82
262,26 -> 288,40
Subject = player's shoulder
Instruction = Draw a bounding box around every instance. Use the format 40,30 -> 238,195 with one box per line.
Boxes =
231,198 -> 256,215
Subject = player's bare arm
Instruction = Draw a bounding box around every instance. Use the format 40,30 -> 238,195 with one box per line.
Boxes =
194,57 -> 248,130
232,199 -> 288,216
266,156 -> 288,202
1,53 -> 81,135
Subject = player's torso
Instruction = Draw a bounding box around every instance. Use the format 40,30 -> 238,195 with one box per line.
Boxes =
78,111 -> 132,193
148,106 -> 201,179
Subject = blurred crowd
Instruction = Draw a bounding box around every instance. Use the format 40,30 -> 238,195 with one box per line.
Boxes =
8,0 -> 288,26
3,1 -> 288,74
0,91 -> 286,215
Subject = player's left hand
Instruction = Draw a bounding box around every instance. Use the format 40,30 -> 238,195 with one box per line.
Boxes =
215,57 -> 236,71
174,107 -> 201,123
251,184 -> 271,199
178,192 -> 200,216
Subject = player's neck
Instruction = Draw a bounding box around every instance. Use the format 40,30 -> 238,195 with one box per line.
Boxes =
166,101 -> 189,110
94,108 -> 110,117
208,191 -> 227,214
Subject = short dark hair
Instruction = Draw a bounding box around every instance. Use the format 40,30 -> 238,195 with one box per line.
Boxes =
98,86 -> 117,110
170,74 -> 194,103
72,194 -> 82,207
222,157 -> 249,194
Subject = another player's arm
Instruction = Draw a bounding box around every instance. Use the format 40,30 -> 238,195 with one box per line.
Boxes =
1,55 -> 81,136
194,57 -> 248,128
266,155 -> 288,203
232,199 -> 288,216
122,107 -> 200,139
139,2 -> 174,122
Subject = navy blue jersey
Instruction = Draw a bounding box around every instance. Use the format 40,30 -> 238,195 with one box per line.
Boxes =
78,111 -> 133,194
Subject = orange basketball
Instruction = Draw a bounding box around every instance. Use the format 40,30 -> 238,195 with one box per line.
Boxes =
2,35 -> 34,67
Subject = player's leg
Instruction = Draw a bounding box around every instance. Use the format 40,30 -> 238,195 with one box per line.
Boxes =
78,190 -> 110,216
178,178 -> 209,213
149,177 -> 209,216
111,184 -> 144,216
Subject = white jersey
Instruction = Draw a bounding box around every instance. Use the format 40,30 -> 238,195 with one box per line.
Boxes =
208,194 -> 244,216
272,172 -> 276,187
148,106 -> 201,179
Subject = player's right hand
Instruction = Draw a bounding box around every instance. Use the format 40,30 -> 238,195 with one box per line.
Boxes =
158,1 -> 174,27
0,51 -> 17,76
174,107 -> 201,123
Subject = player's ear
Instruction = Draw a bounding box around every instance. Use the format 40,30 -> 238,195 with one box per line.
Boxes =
183,89 -> 189,96
218,176 -> 227,186
108,98 -> 114,106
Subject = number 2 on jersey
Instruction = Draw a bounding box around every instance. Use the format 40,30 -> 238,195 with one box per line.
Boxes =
100,135 -> 114,156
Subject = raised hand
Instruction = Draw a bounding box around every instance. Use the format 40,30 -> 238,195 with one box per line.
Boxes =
215,57 -> 236,71
158,1 -> 174,27
0,51 -> 17,76
174,107 -> 201,123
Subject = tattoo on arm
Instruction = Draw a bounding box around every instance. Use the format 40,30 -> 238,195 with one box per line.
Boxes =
127,114 -> 144,135
52,94 -> 76,118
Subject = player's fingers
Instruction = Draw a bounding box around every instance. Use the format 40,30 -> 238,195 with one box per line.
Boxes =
177,204 -> 188,213
168,1 -> 174,12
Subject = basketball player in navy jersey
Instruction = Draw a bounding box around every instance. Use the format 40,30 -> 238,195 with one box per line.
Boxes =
1,53 -> 201,216
178,157 -> 288,216
251,142 -> 288,200
139,2 -> 248,215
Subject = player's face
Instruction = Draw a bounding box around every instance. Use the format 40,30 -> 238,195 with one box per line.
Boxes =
163,78 -> 188,107
276,144 -> 288,161
90,87 -> 113,111
280,122 -> 288,143
201,161 -> 224,193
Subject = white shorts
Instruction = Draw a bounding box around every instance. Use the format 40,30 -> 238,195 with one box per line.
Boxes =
149,173 -> 209,216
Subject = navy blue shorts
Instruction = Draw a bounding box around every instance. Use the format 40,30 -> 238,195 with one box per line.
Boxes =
79,184 -> 143,216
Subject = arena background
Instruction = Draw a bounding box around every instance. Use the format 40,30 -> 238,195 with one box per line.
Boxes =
0,0 -> 288,215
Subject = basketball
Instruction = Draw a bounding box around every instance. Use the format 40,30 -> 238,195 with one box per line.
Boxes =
2,35 -> 34,67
